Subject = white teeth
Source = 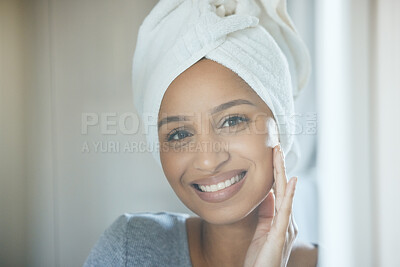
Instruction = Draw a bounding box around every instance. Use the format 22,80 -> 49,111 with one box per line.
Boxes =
217,182 -> 225,190
197,172 -> 246,193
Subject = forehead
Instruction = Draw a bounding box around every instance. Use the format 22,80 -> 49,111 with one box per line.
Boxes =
159,59 -> 261,116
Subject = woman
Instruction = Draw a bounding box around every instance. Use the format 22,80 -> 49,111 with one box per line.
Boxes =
84,0 -> 318,266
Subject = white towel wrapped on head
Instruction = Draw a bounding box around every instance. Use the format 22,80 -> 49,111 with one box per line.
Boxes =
132,0 -> 311,172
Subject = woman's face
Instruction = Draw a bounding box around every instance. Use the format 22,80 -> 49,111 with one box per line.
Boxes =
158,59 -> 278,224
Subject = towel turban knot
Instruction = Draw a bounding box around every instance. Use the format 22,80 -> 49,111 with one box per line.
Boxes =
132,0 -> 311,172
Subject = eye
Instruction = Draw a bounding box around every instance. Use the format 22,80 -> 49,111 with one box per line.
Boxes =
220,115 -> 249,128
166,127 -> 193,142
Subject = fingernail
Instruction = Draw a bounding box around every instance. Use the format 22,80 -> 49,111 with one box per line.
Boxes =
274,146 -> 279,159
274,143 -> 280,152
278,144 -> 284,158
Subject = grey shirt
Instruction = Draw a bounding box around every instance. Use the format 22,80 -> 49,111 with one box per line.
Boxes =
83,212 -> 192,267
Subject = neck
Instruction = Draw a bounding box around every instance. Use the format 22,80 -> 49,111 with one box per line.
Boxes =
200,207 -> 260,267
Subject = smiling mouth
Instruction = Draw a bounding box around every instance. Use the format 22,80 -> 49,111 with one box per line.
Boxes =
192,171 -> 247,193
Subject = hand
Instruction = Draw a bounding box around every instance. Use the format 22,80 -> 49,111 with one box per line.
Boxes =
244,144 -> 298,267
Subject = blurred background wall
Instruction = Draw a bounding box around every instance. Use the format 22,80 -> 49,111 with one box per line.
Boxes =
0,0 -> 398,266
316,0 -> 399,266
1,1 -> 26,266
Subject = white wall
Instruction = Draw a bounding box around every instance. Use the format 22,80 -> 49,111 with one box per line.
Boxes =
0,1 -> 27,266
372,0 -> 400,266
316,0 -> 374,266
1,1 -> 193,266
316,0 -> 400,266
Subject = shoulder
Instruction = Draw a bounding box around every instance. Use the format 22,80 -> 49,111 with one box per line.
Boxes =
123,211 -> 190,231
83,212 -> 191,267
287,241 -> 319,267
122,211 -> 190,247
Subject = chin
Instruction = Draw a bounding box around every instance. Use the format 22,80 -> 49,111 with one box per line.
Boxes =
186,186 -> 273,225
197,206 -> 259,225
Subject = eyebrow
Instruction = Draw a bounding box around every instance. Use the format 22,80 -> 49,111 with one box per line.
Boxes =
157,115 -> 190,129
210,99 -> 255,115
157,99 -> 255,130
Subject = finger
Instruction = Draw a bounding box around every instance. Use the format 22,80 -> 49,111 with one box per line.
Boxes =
270,177 -> 297,247
274,143 -> 287,211
288,214 -> 294,240
292,214 -> 299,238
252,192 -> 275,241
287,214 -> 296,248
258,191 -> 275,219
252,179 -> 297,267
282,214 -> 298,264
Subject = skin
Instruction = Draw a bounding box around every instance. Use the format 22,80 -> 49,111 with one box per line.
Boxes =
158,58 -> 318,267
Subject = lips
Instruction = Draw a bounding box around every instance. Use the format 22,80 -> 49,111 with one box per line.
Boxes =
192,171 -> 246,192
190,169 -> 248,203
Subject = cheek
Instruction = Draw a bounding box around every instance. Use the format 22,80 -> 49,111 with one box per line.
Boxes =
160,151 -> 182,185
160,150 -> 199,213
230,123 -> 272,161
228,129 -> 274,184
160,149 -> 192,188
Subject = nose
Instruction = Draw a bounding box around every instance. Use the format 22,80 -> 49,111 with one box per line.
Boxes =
192,134 -> 230,173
